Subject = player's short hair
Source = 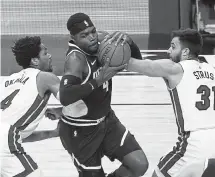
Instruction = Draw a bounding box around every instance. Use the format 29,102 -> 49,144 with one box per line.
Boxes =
11,36 -> 41,68
172,28 -> 203,57
67,12 -> 94,35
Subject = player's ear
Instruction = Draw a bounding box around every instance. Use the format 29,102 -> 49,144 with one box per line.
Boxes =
182,48 -> 190,57
70,35 -> 75,43
31,57 -> 40,67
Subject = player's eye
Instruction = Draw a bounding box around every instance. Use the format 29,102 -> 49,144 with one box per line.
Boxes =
81,34 -> 86,38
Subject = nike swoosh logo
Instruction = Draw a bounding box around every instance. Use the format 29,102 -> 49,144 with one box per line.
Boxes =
90,60 -> 96,65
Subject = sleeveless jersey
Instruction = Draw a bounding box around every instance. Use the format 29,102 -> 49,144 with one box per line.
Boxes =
62,42 -> 112,125
1,68 -> 51,139
168,60 -> 215,134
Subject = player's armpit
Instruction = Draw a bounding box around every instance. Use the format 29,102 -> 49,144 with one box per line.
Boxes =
127,58 -> 182,79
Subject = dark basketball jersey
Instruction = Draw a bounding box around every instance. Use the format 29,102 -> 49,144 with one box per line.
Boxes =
62,41 -> 112,125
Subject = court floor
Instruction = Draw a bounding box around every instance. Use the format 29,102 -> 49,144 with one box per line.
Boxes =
22,76 -> 178,177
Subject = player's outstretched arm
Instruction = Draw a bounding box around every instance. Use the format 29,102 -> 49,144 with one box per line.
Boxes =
127,58 -> 182,79
22,123 -> 59,143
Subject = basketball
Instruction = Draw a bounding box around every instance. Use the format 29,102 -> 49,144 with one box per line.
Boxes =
98,40 -> 131,67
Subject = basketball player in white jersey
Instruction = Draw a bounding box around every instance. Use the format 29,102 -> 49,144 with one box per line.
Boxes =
0,36 -> 61,177
107,28 -> 215,177
177,158 -> 215,177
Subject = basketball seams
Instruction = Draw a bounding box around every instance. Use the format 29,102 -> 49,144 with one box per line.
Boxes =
120,44 -> 124,66
123,43 -> 131,65
98,41 -> 110,65
98,41 -> 131,67
109,43 -> 118,66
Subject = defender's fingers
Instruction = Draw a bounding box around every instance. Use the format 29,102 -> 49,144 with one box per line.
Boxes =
108,31 -> 120,44
115,33 -> 124,46
121,35 -> 127,46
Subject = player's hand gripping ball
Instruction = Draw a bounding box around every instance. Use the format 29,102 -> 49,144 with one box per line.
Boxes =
98,35 -> 131,67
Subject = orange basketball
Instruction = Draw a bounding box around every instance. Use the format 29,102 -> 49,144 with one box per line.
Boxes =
98,40 -> 131,67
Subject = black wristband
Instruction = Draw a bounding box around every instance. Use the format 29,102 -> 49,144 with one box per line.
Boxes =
60,75 -> 98,106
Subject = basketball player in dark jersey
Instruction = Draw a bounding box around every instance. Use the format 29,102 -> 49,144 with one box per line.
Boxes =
202,159 -> 215,177
58,13 -> 148,177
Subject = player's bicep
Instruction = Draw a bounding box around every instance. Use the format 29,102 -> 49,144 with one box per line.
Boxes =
127,58 -> 181,78
64,52 -> 84,80
46,74 -> 60,98
37,72 -> 60,98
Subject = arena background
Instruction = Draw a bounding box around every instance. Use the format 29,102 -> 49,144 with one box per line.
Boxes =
1,0 -> 215,177
2,0 -> 214,76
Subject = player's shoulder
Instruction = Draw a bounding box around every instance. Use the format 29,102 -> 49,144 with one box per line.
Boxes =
66,50 -> 87,69
37,71 -> 58,85
36,71 -> 60,95
158,59 -> 183,74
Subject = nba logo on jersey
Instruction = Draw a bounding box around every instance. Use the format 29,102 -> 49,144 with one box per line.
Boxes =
64,79 -> 68,85
74,130 -> 77,137
84,20 -> 89,27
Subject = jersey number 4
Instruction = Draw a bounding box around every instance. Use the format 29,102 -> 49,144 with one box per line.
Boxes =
1,89 -> 20,110
195,85 -> 215,110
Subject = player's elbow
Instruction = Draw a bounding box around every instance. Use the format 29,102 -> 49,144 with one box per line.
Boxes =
59,88 -> 76,106
136,158 -> 149,176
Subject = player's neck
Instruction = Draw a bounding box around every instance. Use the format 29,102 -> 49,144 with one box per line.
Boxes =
185,55 -> 198,61
28,65 -> 38,70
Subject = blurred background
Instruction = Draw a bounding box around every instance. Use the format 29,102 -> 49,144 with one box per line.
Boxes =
1,0 -> 215,75
1,1 -> 215,176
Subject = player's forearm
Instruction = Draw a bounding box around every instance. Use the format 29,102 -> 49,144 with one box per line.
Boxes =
60,75 -> 98,106
22,130 -> 59,143
127,58 -> 156,76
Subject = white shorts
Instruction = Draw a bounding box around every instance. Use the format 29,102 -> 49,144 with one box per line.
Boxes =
0,123 -> 38,177
156,129 -> 215,177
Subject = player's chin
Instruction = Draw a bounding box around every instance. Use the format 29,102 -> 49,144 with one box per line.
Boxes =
47,65 -> 53,72
89,46 -> 99,54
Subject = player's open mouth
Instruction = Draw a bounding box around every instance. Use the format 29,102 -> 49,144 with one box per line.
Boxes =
90,43 -> 98,48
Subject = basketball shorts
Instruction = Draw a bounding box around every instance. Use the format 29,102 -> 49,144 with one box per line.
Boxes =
0,123 -> 38,177
155,128 -> 215,177
201,158 -> 215,177
59,110 -> 142,172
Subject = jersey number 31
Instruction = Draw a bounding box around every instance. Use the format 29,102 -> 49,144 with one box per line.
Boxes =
195,85 -> 215,110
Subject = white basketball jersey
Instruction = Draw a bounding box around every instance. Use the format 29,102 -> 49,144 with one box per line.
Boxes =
169,60 -> 215,133
1,68 -> 50,139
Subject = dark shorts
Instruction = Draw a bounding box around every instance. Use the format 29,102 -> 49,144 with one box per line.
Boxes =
59,110 -> 142,171
202,159 -> 215,177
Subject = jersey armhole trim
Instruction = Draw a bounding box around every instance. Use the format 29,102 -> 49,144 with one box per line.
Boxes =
66,50 -> 91,85
36,71 -> 47,99
167,63 -> 184,91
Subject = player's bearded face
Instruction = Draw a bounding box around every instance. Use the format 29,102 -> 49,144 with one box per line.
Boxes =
74,26 -> 99,55
168,37 -> 182,63
38,44 -> 53,72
